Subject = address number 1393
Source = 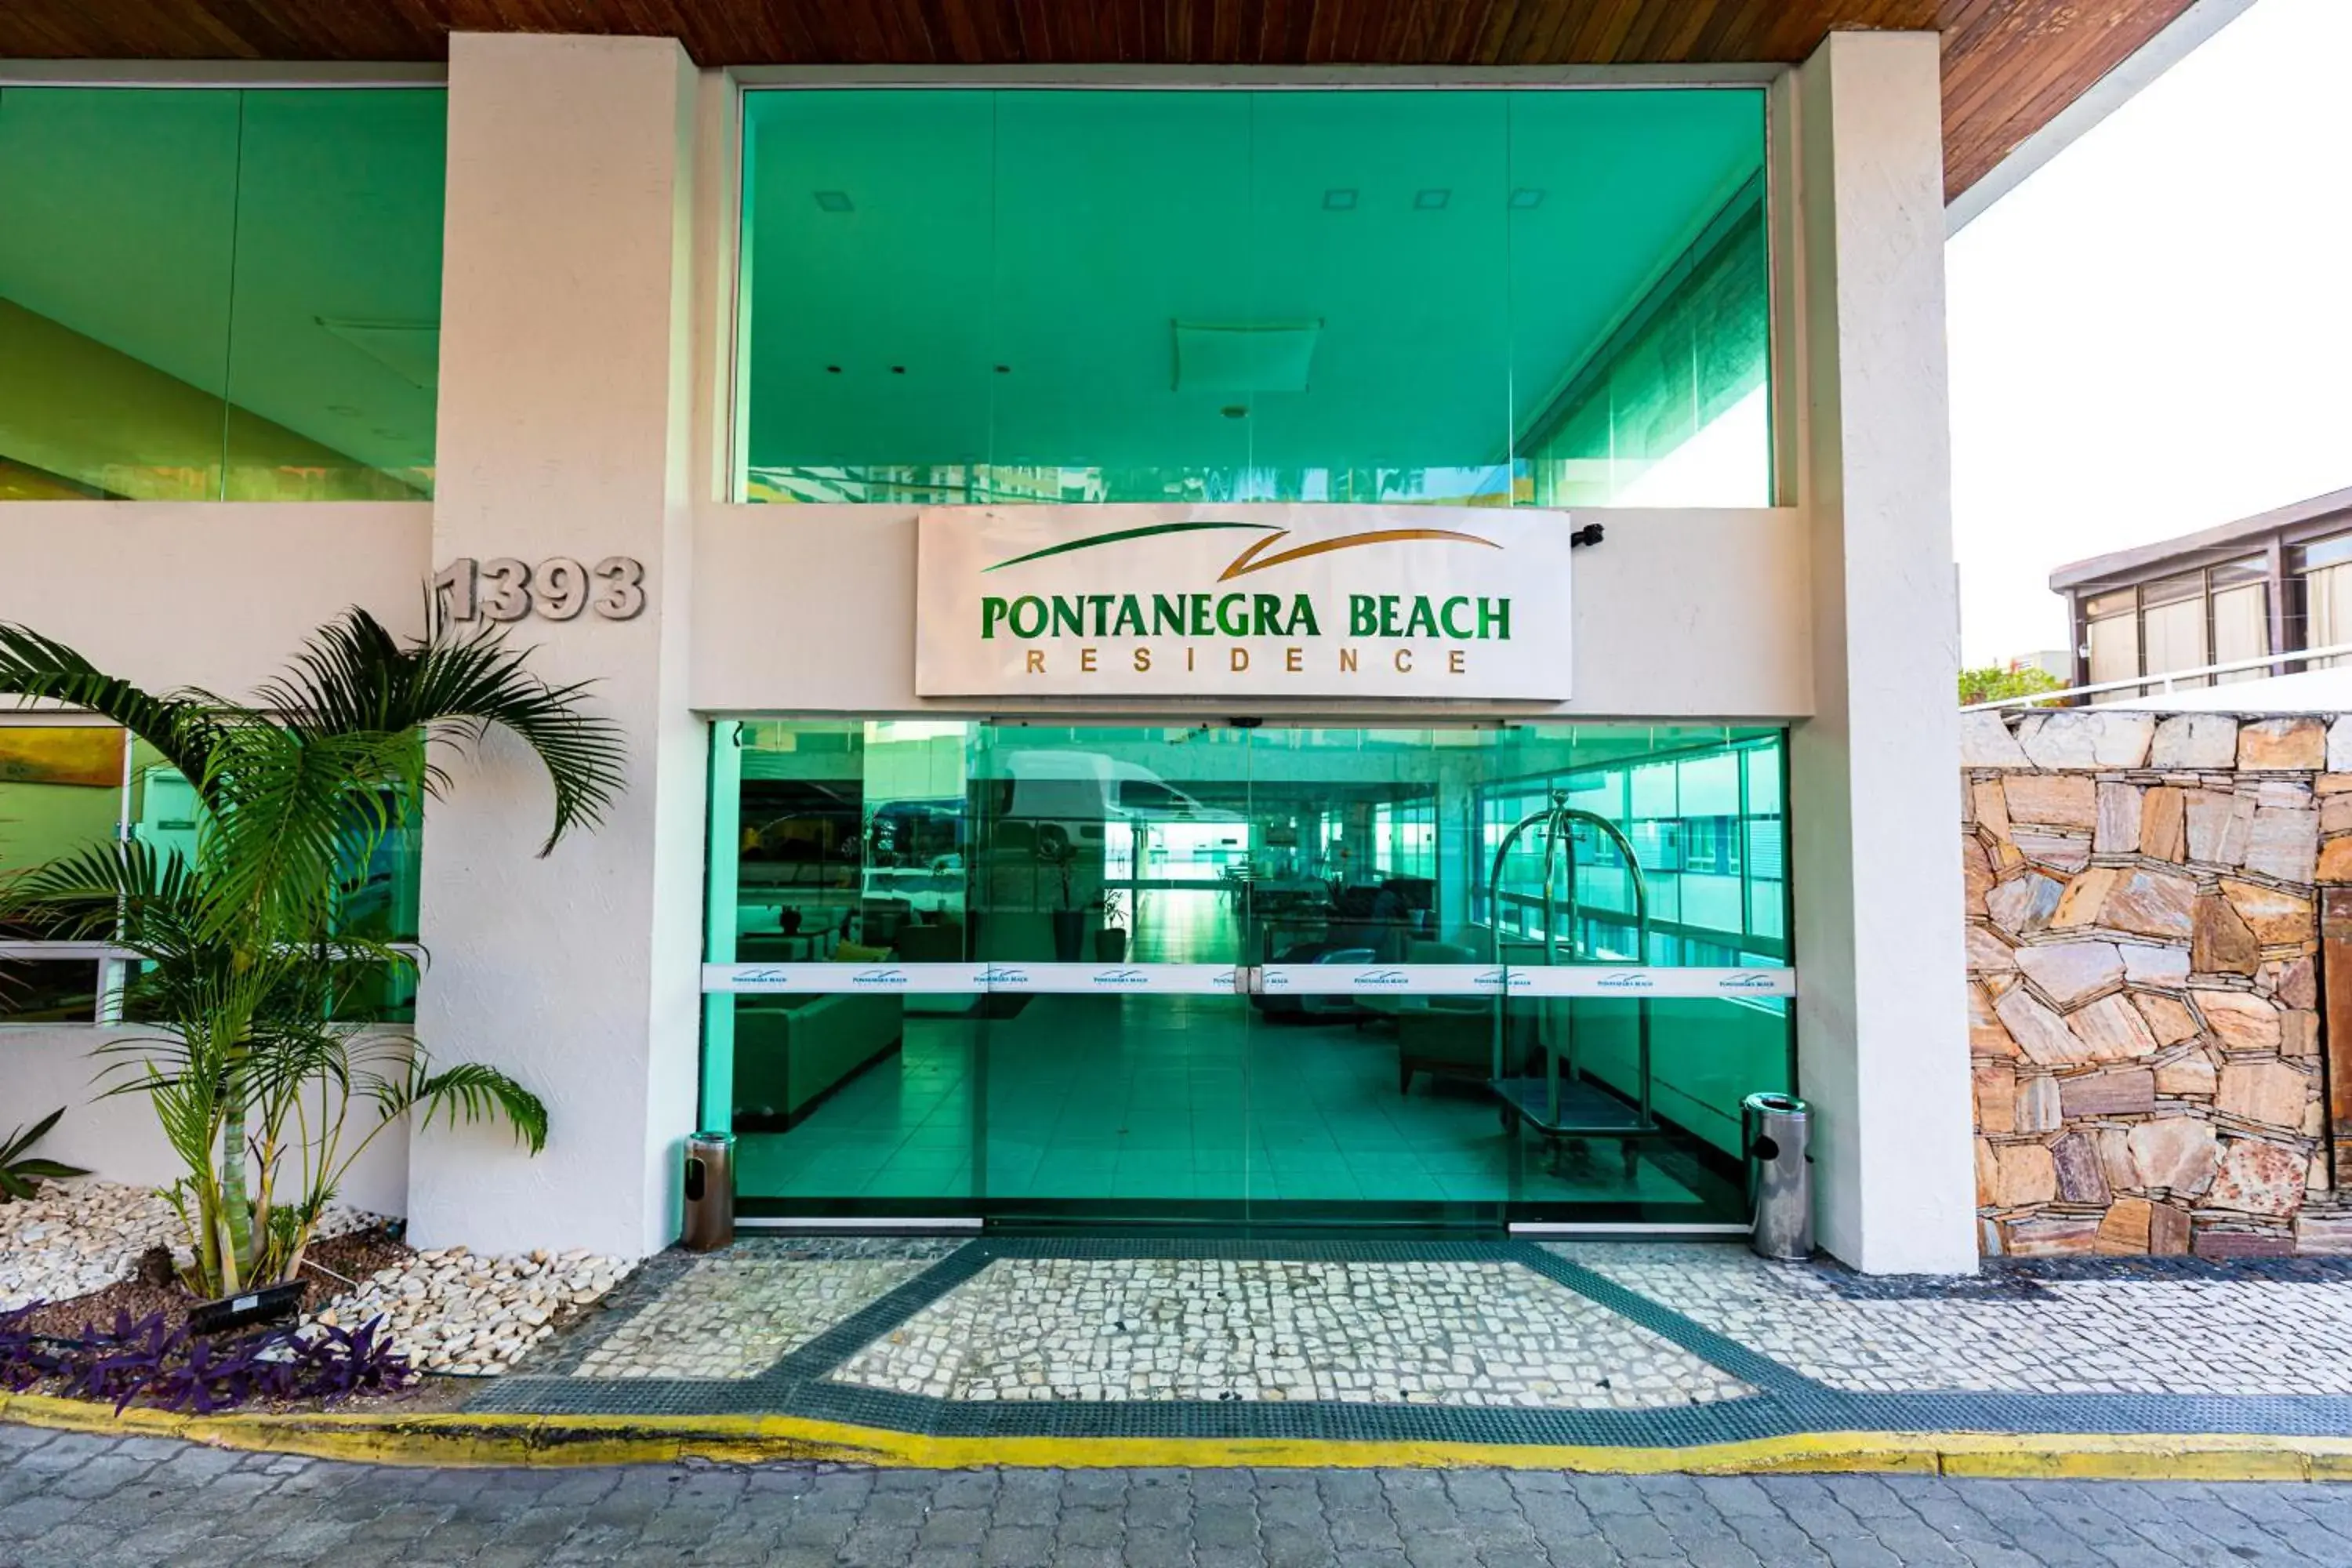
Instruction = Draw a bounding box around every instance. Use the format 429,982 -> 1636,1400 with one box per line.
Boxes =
434,557 -> 647,622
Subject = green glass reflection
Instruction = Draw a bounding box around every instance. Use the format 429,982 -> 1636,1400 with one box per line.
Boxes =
708,720 -> 1791,1224
0,725 -> 124,1021
0,87 -> 445,502
739,88 -> 1769,507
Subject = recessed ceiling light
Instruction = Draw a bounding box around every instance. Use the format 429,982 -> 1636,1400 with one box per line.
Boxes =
1221,405 -> 1250,419
994,365 -> 1011,374
825,365 -> 842,374
327,403 -> 360,416
890,365 -> 906,375
813,190 -> 854,213
1323,188 -> 1357,211
1414,189 -> 1450,210
1509,187 -> 1545,209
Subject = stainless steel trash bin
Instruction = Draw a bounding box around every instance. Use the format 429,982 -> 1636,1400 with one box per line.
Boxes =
1741,1092 -> 1812,1261
682,1131 -> 735,1252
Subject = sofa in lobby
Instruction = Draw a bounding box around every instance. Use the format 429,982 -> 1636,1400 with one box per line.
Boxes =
731,992 -> 903,1127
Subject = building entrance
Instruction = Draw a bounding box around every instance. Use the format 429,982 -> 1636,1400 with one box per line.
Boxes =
703,721 -> 1793,1230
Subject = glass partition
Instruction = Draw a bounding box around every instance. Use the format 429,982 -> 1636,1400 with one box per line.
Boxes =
739,88 -> 1770,508
0,86 -> 445,501
705,720 -> 1793,1228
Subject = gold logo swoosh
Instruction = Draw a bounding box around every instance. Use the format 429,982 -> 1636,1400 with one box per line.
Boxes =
1218,528 -> 1502,581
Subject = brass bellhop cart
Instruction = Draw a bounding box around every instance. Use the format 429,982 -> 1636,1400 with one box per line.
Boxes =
1485,790 -> 1662,1178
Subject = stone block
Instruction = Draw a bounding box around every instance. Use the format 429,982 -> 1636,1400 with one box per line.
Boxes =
2003,774 -> 2099,830
1991,1142 -> 2058,1207
2325,793 -> 2352,837
1994,985 -> 2085,1065
2295,1211 -> 2352,1255
2003,1214 -> 2100,1257
2050,1132 -> 2111,1204
1969,982 -> 2020,1056
2140,786 -> 2187,861
2151,713 -> 2240,770
1962,835 -> 1993,917
2060,1069 -> 2155,1119
2154,1052 -> 2216,1098
2151,1202 -> 2192,1254
2128,1117 -> 2221,1193
1985,872 -> 2065,938
2095,1196 -> 2154,1254
2332,716 -> 2352,775
2016,710 -> 2154,770
1973,1062 -> 2016,1135
1975,1138 -> 1998,1207
2118,943 -> 2190,986
2185,789 -> 2256,866
2195,989 -> 2282,1054
2133,993 -> 2201,1047
2244,806 -> 2320,884
2318,836 -> 2352,885
1972,779 -> 2013,843
2219,879 -> 2314,946
2015,1074 -> 2063,1133
2321,773 -> 2352,795
2051,867 -> 2118,931
2062,993 -> 2160,1063
2239,717 -> 2327,771
2281,1007 -> 2318,1058
2102,869 -> 2198,941
2095,782 -> 2143,855
2259,779 -> 2314,808
2273,956 -> 2318,1010
1958,711 -> 2031,768
1966,924 -> 2017,975
2192,1226 -> 2296,1259
2217,1060 -> 2311,1131
2015,941 -> 2123,1007
2205,1138 -> 2307,1216
2013,829 -> 2091,873
2191,892 -> 2261,977
2096,1127 -> 2139,1190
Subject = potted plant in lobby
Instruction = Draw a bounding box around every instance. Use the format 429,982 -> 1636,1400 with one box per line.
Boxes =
0,608 -> 624,1302
1094,888 -> 1127,962
1035,837 -> 1088,962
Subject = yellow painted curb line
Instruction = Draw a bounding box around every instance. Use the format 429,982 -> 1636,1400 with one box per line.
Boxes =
5,1394 -> 2352,1479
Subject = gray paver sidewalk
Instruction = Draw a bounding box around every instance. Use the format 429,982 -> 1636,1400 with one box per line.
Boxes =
4,1425 -> 2350,1566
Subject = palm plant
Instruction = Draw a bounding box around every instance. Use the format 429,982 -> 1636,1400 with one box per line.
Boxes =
0,608 -> 624,1297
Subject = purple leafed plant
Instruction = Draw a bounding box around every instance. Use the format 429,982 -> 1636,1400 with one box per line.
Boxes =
0,1307 -> 412,1414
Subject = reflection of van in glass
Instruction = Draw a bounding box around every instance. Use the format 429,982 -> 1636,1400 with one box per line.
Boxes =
985,751 -> 1243,857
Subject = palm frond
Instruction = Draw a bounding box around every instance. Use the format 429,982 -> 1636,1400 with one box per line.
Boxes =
194,725 -> 416,942
376,1058 -> 549,1153
256,606 -> 625,855
0,623 -> 220,784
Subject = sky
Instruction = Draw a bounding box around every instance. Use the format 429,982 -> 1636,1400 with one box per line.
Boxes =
1947,0 -> 2352,666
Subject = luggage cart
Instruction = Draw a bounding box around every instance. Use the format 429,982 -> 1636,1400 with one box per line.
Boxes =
1486,790 -> 1661,1181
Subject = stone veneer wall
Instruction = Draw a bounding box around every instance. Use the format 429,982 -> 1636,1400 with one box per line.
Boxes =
1962,707 -> 2352,1258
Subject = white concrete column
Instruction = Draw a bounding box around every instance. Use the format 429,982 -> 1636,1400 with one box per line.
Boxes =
1786,31 -> 1979,1273
408,34 -> 706,1257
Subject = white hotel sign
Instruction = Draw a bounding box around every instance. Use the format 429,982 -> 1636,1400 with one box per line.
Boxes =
913,503 -> 1573,699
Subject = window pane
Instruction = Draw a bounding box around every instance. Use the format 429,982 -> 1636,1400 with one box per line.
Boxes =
2309,562 -> 2352,669
2140,596 -> 2205,685
2212,582 -> 2269,683
739,88 -> 1769,508
0,726 -> 122,1023
0,86 -> 445,503
2087,612 -> 2139,686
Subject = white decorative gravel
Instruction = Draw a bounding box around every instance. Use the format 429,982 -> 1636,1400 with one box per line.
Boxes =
303,1246 -> 632,1375
0,1181 -> 183,1312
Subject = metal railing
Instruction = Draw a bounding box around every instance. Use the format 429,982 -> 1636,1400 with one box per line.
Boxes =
1962,643 -> 2352,713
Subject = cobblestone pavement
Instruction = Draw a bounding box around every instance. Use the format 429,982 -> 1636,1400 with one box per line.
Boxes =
5,1425 -> 2351,1568
833,1257 -> 1755,1408
1552,1243 -> 2352,1397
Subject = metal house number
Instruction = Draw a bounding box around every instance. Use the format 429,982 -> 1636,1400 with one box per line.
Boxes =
434,557 -> 647,622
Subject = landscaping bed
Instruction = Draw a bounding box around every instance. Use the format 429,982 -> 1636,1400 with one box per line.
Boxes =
0,1180 -> 633,1414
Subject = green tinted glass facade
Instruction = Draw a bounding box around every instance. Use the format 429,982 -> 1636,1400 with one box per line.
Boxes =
739,89 -> 1769,507
703,721 -> 1792,1226
0,88 -> 445,502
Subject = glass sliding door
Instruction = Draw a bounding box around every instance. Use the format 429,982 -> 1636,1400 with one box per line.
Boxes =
702,719 -> 1795,1230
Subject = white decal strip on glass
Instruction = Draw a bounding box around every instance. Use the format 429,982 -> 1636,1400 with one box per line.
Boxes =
702,962 -> 1794,1000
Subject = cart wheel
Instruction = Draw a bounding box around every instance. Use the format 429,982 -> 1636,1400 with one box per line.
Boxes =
1499,1102 -> 1521,1134
1620,1141 -> 1641,1181
1561,1138 -> 1594,1173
